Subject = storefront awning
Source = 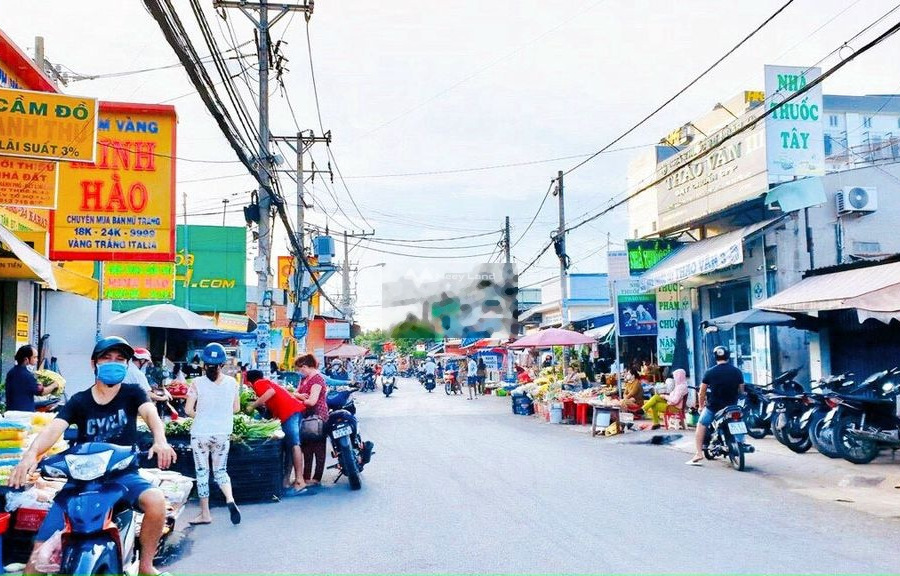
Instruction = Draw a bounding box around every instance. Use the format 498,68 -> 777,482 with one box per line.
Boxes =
756,260 -> 900,314
584,323 -> 615,340
639,218 -> 781,291
0,224 -> 98,299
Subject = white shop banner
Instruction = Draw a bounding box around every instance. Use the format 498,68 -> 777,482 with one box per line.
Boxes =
765,65 -> 825,178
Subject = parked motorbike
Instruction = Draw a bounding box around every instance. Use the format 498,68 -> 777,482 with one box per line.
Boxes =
381,375 -> 396,397
740,368 -> 802,439
424,373 -> 436,392
325,390 -> 374,490
703,405 -> 753,471
829,369 -> 900,464
444,370 -> 461,395
813,369 -> 895,459
33,442 -> 161,575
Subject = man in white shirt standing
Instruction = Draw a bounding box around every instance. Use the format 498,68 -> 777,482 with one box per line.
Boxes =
466,355 -> 478,400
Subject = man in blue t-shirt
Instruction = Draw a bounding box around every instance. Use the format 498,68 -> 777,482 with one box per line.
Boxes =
687,346 -> 744,465
4,345 -> 59,412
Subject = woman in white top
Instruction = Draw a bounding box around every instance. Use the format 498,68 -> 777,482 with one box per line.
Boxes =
185,343 -> 240,525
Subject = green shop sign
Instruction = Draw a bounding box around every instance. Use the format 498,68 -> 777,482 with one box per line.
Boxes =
113,225 -> 247,313
626,239 -> 678,275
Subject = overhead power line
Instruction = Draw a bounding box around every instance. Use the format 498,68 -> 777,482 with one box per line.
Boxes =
563,0 -> 796,177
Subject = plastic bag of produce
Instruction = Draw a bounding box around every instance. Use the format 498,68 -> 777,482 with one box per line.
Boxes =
33,529 -> 62,573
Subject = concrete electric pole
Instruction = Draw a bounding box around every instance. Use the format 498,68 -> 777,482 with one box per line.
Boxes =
215,0 -> 313,372
341,230 -> 374,321
504,215 -> 511,265
553,170 -> 569,370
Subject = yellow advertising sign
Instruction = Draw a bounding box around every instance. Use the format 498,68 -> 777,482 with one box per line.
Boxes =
277,255 -> 294,291
0,157 -> 57,208
102,261 -> 174,300
15,312 -> 29,345
0,230 -> 46,280
50,102 -> 176,262
0,206 -> 49,232
0,87 -> 98,162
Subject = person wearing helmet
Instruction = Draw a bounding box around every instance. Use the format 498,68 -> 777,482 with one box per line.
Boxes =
132,348 -> 173,421
11,336 -> 176,576
687,346 -> 745,465
184,342 -> 241,525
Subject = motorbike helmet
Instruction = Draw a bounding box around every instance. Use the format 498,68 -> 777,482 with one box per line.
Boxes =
133,347 -> 152,362
92,336 -> 135,362
713,345 -> 730,361
201,342 -> 227,365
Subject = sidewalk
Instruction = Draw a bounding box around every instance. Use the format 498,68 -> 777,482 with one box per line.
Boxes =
612,423 -> 900,519
499,394 -> 900,520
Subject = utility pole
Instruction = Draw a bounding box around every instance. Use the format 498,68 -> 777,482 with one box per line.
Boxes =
215,0 -> 313,372
503,215 -> 511,264
272,129 -> 331,353
340,230 -> 375,321
342,230 -> 351,319
221,199 -> 229,226
553,170 -> 569,370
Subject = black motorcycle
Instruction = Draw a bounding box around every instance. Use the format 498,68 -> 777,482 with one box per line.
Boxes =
740,368 -> 802,439
829,369 -> 900,464
813,369 -> 895,459
381,374 -> 396,397
359,371 -> 376,393
703,404 -> 753,471
424,373 -> 436,392
325,390 -> 374,490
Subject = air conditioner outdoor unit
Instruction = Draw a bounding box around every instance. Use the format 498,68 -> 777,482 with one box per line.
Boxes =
836,186 -> 878,215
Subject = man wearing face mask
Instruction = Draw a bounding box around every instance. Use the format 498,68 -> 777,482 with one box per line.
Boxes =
10,336 -> 176,576
5,344 -> 58,412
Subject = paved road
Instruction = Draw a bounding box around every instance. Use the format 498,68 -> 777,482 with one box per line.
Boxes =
169,378 -> 900,574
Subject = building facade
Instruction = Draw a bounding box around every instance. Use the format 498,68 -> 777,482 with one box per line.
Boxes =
625,81 -> 900,385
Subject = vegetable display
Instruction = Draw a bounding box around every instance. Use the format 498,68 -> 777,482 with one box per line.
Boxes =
164,415 -> 282,441
35,370 -> 65,395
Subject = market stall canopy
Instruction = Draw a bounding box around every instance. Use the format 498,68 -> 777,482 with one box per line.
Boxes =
639,218 -> 782,292
0,224 -> 98,299
461,337 -> 505,350
703,309 -> 798,331
325,343 -> 369,358
508,327 -> 595,348
755,260 -> 900,317
108,303 -> 216,330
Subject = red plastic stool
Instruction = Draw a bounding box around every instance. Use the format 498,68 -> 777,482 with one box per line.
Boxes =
575,403 -> 593,425
562,399 -> 577,423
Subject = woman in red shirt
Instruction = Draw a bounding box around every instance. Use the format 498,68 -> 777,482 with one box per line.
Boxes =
294,354 -> 330,487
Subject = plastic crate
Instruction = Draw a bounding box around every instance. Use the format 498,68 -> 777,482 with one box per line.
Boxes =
0,511 -> 9,534
14,507 -> 48,532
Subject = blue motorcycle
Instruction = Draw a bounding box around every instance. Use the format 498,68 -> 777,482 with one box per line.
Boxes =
33,443 -> 153,575
326,390 -> 374,490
